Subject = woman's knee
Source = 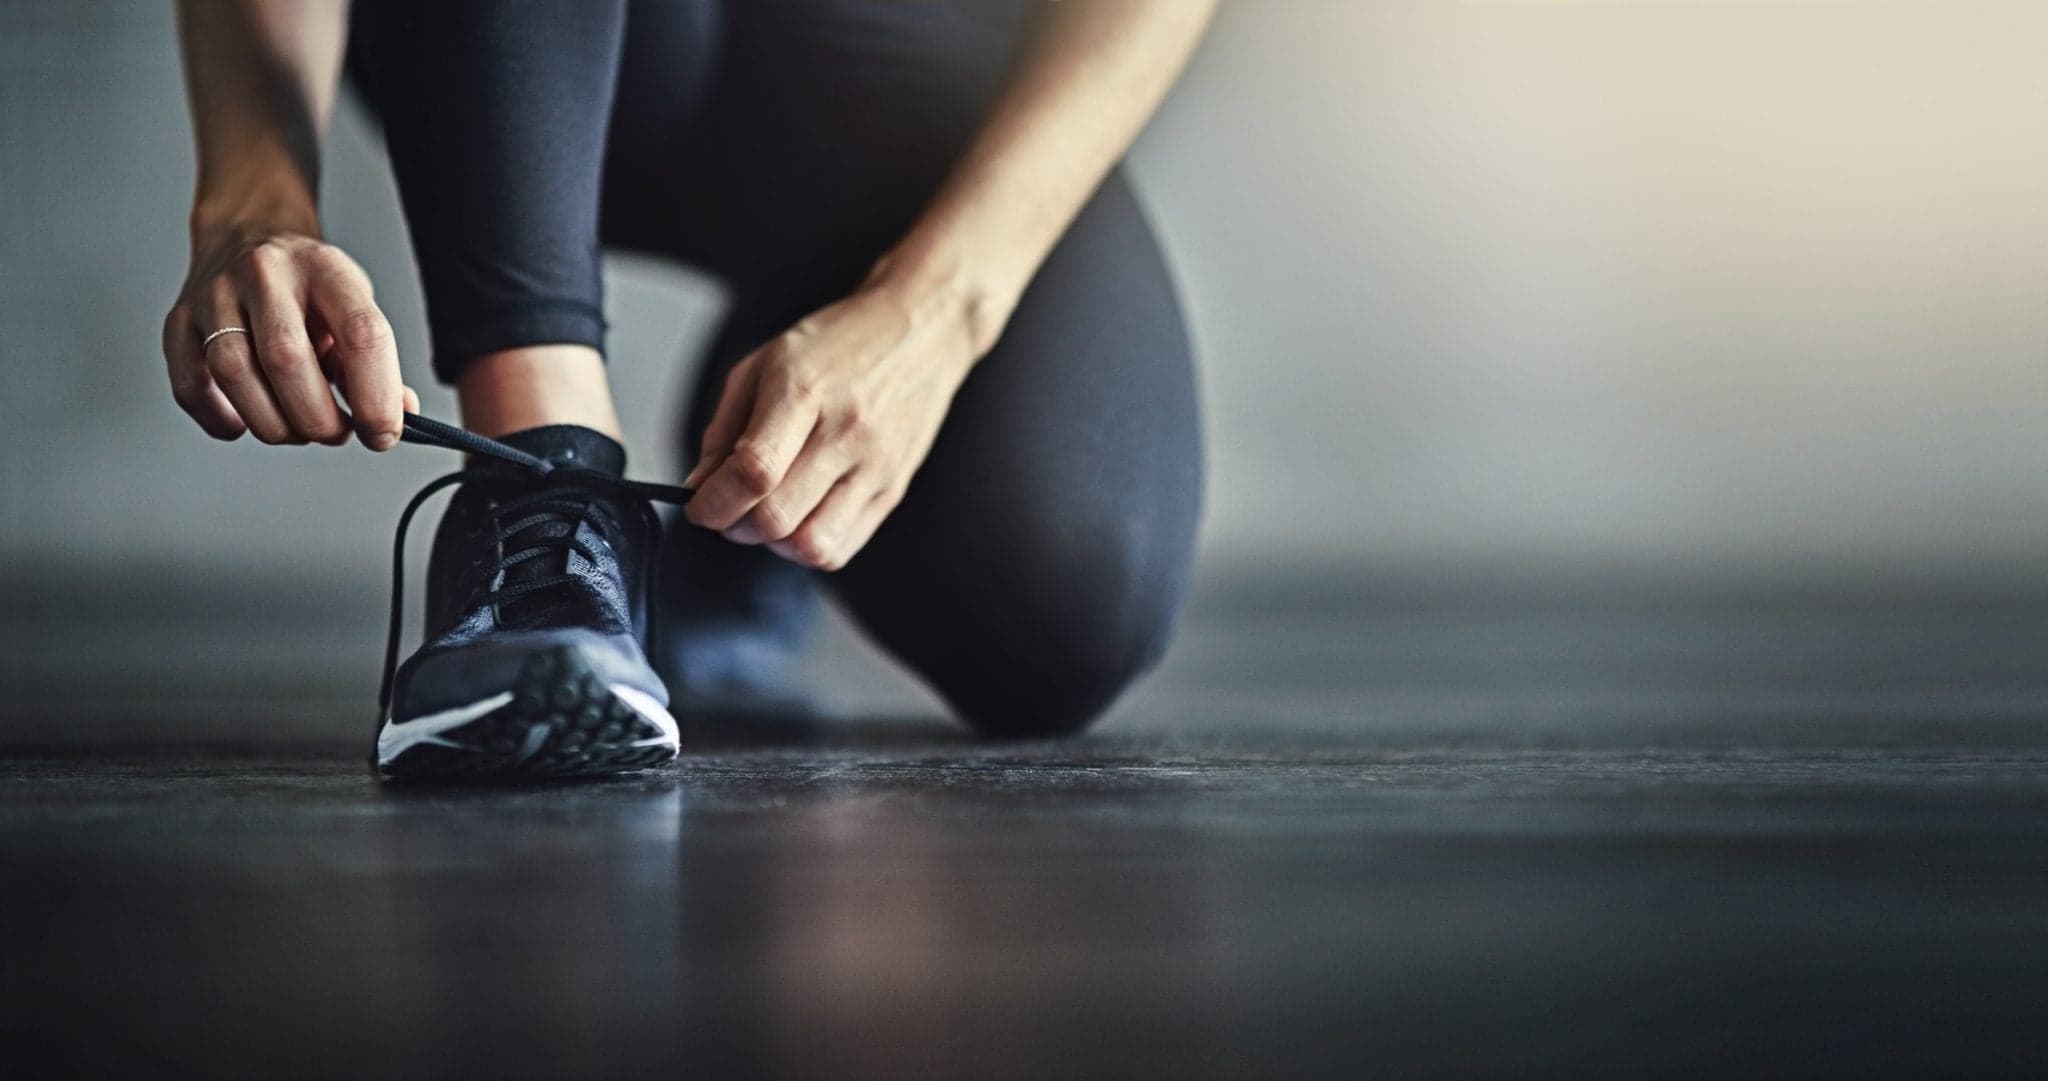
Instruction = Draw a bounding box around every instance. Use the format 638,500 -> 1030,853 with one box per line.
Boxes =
927,538 -> 1194,739
940,620 -> 1177,739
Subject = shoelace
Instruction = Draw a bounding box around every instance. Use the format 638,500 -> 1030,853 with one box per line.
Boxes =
378,413 -> 693,719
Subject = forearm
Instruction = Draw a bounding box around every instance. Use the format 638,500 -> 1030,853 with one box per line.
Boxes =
869,0 -> 1217,355
175,0 -> 350,240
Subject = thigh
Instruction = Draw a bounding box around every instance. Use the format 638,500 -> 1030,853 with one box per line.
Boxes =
599,0 -> 728,262
604,0 -> 1030,283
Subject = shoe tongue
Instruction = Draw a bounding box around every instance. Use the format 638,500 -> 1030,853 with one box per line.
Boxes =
473,426 -> 627,627
489,425 -> 626,477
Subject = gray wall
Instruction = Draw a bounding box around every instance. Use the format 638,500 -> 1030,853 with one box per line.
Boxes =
5,0 -> 2047,590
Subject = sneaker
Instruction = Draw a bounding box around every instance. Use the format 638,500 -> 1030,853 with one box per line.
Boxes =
373,416 -> 692,780
652,508 -> 819,727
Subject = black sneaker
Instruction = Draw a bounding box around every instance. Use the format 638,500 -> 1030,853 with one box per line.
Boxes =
373,416 -> 692,780
652,508 -> 819,725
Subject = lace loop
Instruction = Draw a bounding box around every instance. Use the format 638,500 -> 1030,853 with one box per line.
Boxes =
377,414 -> 693,719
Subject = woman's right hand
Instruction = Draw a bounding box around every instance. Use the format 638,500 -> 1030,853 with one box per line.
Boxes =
163,225 -> 418,449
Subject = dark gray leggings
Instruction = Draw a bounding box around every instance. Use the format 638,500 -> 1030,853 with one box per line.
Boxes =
346,0 -> 1203,735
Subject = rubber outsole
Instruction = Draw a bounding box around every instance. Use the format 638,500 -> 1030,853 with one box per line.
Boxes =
376,644 -> 679,780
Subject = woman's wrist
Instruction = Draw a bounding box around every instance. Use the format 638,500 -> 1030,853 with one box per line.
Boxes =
189,208 -> 322,258
189,155 -> 321,248
864,230 -> 1028,366
189,198 -> 320,252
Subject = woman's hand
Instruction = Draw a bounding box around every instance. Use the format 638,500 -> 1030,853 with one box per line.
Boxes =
163,224 -> 418,449
682,275 -> 994,571
676,0 -> 1213,569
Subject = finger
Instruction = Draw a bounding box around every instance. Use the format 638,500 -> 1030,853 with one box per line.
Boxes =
729,433 -> 850,544
305,253 -> 404,450
685,364 -> 821,532
249,282 -> 349,445
771,477 -> 894,572
826,487 -> 907,572
684,359 -> 758,489
163,305 -> 246,440
201,292 -> 300,445
319,347 -> 422,422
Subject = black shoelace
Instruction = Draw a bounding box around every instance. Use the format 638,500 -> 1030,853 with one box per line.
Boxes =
378,414 -> 693,719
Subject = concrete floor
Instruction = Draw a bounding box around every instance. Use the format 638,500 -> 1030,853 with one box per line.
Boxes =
3,576 -> 2046,1079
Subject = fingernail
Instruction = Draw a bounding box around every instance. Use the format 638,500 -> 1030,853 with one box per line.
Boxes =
682,465 -> 705,488
367,431 -> 396,452
725,524 -> 762,545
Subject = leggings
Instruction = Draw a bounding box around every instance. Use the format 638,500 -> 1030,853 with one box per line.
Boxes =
345,0 -> 1203,736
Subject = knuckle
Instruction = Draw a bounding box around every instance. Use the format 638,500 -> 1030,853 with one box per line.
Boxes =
306,417 -> 348,442
335,308 -> 392,353
727,445 -> 779,495
780,372 -> 820,403
238,240 -> 290,275
308,242 -> 360,275
250,422 -> 293,446
750,503 -> 797,540
791,530 -> 836,570
255,330 -> 309,371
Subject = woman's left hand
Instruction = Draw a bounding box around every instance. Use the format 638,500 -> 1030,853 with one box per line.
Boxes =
682,276 -> 992,571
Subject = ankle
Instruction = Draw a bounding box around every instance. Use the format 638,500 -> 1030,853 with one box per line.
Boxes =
456,344 -> 624,440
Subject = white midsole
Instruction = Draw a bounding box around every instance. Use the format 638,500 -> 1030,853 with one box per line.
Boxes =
609,683 -> 683,748
377,683 -> 680,765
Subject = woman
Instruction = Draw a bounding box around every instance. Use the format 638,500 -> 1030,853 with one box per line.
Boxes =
164,0 -> 1213,779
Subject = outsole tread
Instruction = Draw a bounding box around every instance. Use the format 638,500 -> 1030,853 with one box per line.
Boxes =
378,645 -> 678,781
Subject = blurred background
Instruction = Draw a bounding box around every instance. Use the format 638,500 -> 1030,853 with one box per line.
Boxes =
4,0 -> 2045,731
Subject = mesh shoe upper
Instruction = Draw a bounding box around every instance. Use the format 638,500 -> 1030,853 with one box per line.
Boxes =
386,424 -> 673,719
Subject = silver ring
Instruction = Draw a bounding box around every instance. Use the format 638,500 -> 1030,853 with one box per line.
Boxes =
201,326 -> 251,351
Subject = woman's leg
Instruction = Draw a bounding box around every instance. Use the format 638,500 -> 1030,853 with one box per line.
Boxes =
836,170 -> 1204,736
646,1 -> 1204,735
345,0 -> 735,778
344,0 -> 642,435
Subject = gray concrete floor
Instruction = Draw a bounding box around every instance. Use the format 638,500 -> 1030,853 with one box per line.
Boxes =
3,575 -> 2046,1079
